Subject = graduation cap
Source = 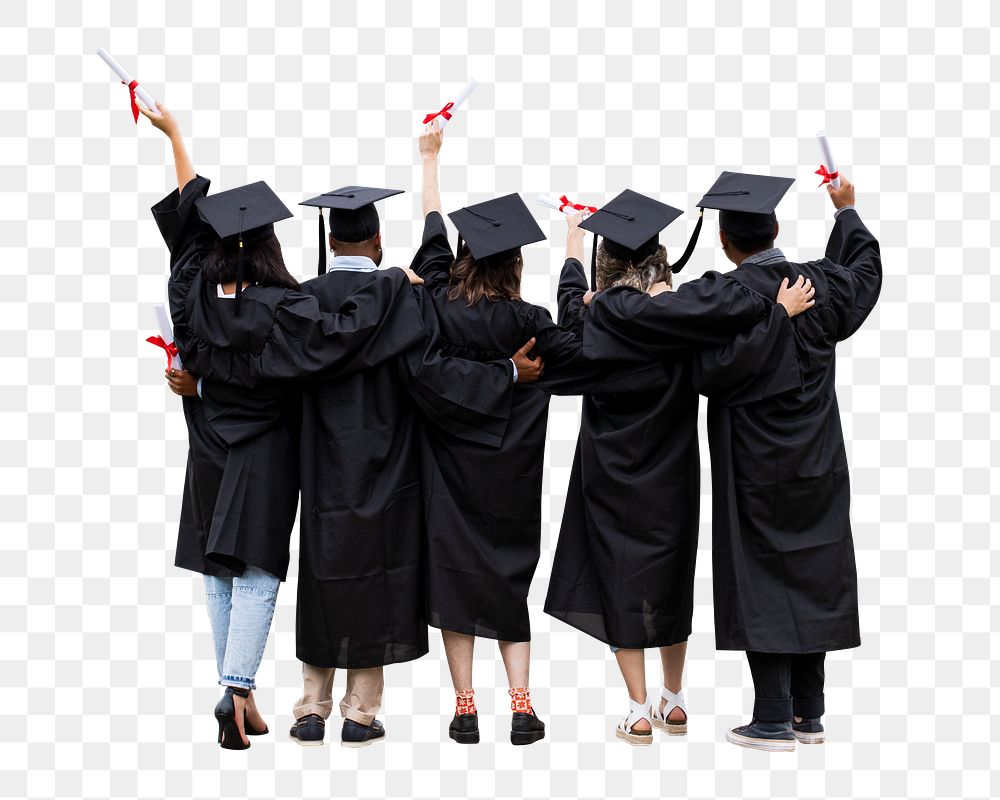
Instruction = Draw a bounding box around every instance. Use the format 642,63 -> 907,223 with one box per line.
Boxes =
300,186 -> 404,276
579,189 -> 700,290
697,171 -> 794,243
448,193 -> 546,261
195,181 -> 293,314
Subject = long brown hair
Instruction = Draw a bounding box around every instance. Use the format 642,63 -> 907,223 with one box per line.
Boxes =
447,243 -> 522,305
597,242 -> 671,293
203,234 -> 300,290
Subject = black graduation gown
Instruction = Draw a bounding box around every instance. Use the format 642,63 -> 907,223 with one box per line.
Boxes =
543,259 -> 801,648
157,175 -> 426,582
408,214 -> 666,642
294,256 -> 516,669
693,209 -> 881,653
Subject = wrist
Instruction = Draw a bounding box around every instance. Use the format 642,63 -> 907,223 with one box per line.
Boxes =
420,153 -> 439,164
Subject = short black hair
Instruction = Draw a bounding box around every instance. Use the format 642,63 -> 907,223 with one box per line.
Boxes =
720,210 -> 777,255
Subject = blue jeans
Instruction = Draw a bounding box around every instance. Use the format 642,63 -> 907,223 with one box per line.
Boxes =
203,565 -> 280,690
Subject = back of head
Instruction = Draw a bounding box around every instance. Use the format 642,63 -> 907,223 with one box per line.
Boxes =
447,242 -> 523,305
597,239 -> 671,292
719,210 -> 777,255
327,205 -> 380,245
203,233 -> 300,291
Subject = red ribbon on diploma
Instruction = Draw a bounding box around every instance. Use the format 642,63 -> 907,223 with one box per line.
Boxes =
559,195 -> 598,214
122,79 -> 140,123
815,164 -> 839,186
146,335 -> 179,371
423,102 -> 454,125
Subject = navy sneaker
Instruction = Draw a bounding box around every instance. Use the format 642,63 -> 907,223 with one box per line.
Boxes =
289,713 -> 325,747
341,718 -> 385,748
725,719 -> 796,752
792,716 -> 825,744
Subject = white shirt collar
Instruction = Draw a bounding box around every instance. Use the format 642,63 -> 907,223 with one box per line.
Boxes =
328,255 -> 378,273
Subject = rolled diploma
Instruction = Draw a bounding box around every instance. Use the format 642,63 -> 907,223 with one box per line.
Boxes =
97,48 -> 159,115
153,303 -> 182,371
816,131 -> 841,188
537,193 -> 576,216
437,79 -> 478,129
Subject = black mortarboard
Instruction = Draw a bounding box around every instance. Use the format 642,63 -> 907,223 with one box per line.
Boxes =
195,181 -> 293,314
579,189 -> 700,289
448,193 -> 546,261
697,171 -> 794,241
300,186 -> 403,276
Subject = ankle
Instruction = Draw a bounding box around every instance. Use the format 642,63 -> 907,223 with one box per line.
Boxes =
509,686 -> 533,714
455,689 -> 477,716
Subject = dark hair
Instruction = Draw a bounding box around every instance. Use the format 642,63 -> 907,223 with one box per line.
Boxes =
597,242 -> 671,292
203,234 -> 300,291
447,243 -> 522,305
721,228 -> 775,255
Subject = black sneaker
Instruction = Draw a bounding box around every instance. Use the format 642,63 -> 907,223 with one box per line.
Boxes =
448,713 -> 480,744
725,719 -> 796,752
792,717 -> 825,744
289,714 -> 325,747
341,718 -> 385,748
511,710 -> 545,745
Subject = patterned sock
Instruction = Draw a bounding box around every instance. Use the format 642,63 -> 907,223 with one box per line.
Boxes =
509,687 -> 533,714
455,689 -> 477,716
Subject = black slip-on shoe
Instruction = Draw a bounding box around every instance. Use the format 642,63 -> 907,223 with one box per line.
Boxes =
449,713 -> 480,744
725,719 -> 796,752
289,713 -> 325,747
792,717 -> 825,744
511,710 -> 546,745
341,718 -> 385,748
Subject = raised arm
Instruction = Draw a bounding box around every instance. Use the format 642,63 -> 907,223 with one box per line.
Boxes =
557,213 -> 591,331
823,176 -> 882,340
420,118 -> 443,217
139,103 -> 196,194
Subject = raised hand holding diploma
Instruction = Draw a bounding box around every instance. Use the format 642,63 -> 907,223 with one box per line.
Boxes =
97,48 -> 160,122
815,131 -> 841,188
538,193 -> 597,217
422,79 -> 478,130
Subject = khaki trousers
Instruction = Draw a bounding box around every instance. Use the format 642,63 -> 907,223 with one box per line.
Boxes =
292,662 -> 384,726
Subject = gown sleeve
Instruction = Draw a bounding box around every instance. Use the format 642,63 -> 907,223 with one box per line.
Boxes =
691,303 -> 804,406
582,270 -> 773,362
532,302 -> 671,397
821,208 -> 883,341
183,269 -> 427,385
409,211 -> 454,287
152,175 -> 214,333
397,289 -> 514,448
556,258 -> 589,331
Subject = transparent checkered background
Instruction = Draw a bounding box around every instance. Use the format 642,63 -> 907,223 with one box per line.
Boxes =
0,1 -> 995,798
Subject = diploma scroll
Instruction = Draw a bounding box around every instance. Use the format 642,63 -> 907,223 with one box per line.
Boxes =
537,193 -> 598,216
815,131 -> 841,188
423,79 -> 478,129
97,48 -> 160,120
148,303 -> 182,371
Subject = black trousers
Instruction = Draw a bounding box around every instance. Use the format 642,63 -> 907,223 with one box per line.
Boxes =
745,651 -> 826,722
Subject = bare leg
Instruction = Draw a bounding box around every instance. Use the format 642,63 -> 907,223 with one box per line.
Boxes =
658,641 -> 688,722
497,640 -> 530,689
614,649 -> 650,732
441,630 -> 475,692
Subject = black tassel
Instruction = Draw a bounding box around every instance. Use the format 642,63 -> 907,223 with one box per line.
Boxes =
317,209 -> 326,277
670,210 -> 704,274
235,205 -> 247,315
590,233 -> 598,291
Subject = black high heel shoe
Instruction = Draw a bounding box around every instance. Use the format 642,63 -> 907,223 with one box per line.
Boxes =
215,687 -> 268,738
215,686 -> 251,750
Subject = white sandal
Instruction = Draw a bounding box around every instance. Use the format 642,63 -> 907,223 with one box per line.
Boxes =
651,687 -> 687,736
615,694 -> 654,746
